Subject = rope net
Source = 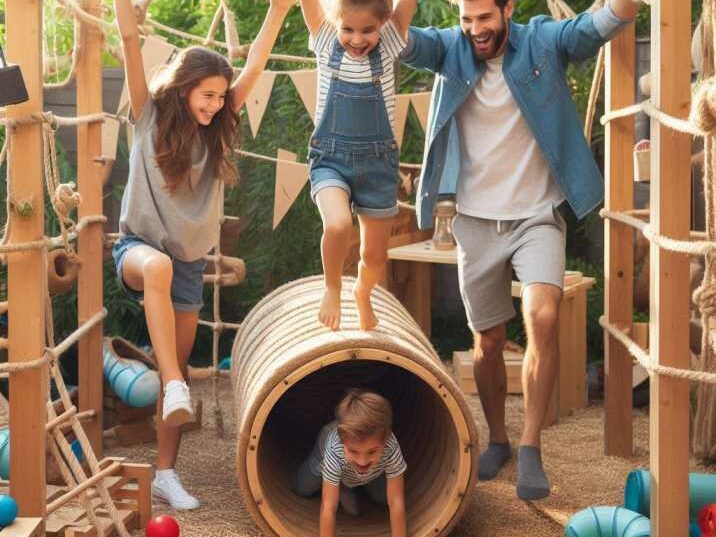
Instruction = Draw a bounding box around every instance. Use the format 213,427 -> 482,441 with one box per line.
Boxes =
596,0 -> 716,457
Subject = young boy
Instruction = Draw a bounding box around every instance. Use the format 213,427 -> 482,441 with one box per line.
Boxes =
294,389 -> 407,537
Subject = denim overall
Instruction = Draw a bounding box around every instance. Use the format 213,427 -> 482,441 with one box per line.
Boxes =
308,39 -> 399,218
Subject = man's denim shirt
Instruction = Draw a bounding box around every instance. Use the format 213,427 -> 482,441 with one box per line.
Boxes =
401,7 -> 631,229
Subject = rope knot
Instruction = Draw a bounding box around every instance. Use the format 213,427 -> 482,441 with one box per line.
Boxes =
693,282 -> 716,316
53,182 -> 82,222
690,77 -> 716,133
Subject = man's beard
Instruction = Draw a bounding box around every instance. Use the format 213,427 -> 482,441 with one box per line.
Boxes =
469,13 -> 508,60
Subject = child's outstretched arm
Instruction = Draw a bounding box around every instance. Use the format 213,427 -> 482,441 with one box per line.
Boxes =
319,480 -> 339,537
387,475 -> 407,537
114,0 -> 149,120
390,0 -> 418,41
298,0 -> 325,37
230,0 -> 295,112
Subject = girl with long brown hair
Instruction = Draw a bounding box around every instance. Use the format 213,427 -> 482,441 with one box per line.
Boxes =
113,0 -> 294,509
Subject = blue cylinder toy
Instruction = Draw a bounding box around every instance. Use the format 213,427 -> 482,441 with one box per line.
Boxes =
566,506 -> 650,537
0,494 -> 17,526
0,428 -> 9,480
71,438 -> 84,463
103,340 -> 160,408
625,469 -> 716,520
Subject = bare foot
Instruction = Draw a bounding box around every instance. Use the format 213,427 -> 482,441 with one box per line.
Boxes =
353,281 -> 378,331
318,287 -> 342,331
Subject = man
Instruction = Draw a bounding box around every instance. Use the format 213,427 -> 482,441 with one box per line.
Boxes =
401,0 -> 638,500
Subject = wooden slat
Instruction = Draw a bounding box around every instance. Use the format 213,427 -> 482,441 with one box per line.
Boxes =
76,0 -> 105,455
649,1 -> 691,535
0,518 -> 44,537
603,22 -> 635,457
6,0 -> 48,518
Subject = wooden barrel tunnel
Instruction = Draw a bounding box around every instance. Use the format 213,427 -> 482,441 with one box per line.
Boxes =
232,276 -> 479,537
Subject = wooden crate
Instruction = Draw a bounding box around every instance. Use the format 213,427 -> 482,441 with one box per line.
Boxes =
0,518 -> 43,537
0,460 -> 151,537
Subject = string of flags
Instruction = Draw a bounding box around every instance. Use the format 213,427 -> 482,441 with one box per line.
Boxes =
103,36 -> 430,229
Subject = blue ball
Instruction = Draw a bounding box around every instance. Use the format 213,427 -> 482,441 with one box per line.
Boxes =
0,495 -> 18,526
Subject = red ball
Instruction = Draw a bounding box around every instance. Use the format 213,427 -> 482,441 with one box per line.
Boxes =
699,504 -> 716,537
145,515 -> 180,537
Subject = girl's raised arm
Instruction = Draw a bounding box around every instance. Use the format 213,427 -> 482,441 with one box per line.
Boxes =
299,0 -> 325,38
390,0 -> 418,41
230,0 -> 295,112
114,0 -> 149,120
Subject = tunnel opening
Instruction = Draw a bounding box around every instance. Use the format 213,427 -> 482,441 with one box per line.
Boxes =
252,358 -> 467,537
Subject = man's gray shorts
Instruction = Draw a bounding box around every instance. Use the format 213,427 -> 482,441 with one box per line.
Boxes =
452,203 -> 566,333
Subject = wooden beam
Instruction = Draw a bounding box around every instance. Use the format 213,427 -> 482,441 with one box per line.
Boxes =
649,1 -> 691,535
6,0 -> 48,518
604,24 -> 635,457
76,0 -> 105,455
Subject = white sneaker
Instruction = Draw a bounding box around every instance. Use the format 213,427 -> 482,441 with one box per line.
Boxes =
152,469 -> 200,510
162,380 -> 194,426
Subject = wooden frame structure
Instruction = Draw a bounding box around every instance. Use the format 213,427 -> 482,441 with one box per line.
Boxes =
76,0 -> 105,456
603,2 -> 692,536
6,0 -> 48,520
3,0 -> 149,534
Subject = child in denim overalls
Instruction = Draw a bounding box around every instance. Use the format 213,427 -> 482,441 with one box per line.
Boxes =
299,0 -> 417,332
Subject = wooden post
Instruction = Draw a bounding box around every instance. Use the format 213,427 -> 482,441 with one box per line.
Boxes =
603,25 -> 635,457
5,0 -> 48,520
649,1 -> 691,535
76,0 -> 105,455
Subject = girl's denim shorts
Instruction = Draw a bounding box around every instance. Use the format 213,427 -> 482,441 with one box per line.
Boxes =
112,235 -> 207,312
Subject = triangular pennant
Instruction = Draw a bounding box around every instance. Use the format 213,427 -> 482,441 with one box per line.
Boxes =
289,70 -> 318,124
117,35 -> 177,118
394,94 -> 410,147
273,149 -> 309,229
245,71 -> 277,138
411,93 -> 431,132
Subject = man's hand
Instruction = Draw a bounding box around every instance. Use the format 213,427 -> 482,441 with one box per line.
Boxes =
607,0 -> 639,21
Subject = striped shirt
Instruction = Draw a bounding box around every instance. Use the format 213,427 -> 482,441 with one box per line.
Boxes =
309,20 -> 407,136
308,421 -> 407,488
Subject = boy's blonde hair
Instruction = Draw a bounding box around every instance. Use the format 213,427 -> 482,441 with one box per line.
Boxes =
327,0 -> 393,23
335,389 -> 393,443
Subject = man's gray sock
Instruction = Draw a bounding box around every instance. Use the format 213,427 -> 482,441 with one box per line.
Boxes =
478,441 -> 511,481
516,445 -> 550,500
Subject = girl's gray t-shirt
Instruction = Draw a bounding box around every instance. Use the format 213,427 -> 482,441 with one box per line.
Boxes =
119,99 -> 221,261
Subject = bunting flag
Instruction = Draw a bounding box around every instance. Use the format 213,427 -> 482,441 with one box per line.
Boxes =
245,71 -> 277,138
411,93 -> 431,132
273,149 -> 309,229
289,70 -> 318,124
394,94 -> 410,147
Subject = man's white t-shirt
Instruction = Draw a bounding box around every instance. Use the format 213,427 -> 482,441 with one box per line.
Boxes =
456,54 -> 563,220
